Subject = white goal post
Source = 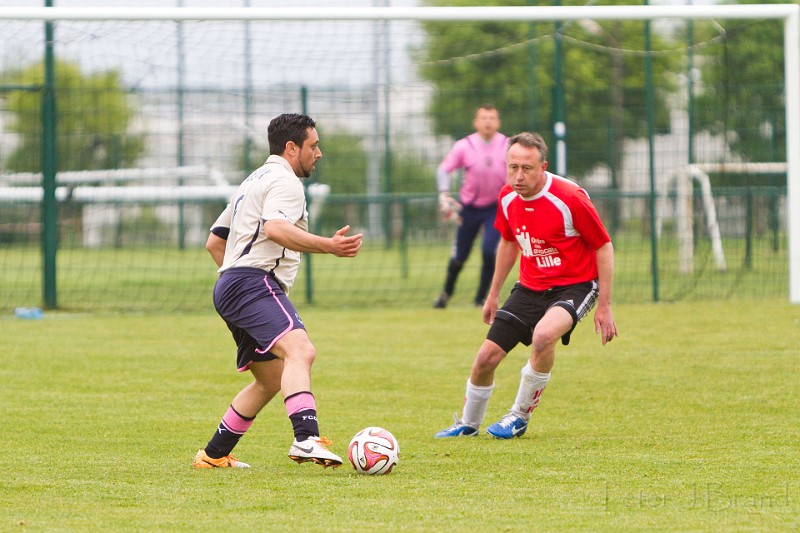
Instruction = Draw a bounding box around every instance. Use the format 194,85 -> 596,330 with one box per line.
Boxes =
657,162 -> 789,276
1,4 -> 799,303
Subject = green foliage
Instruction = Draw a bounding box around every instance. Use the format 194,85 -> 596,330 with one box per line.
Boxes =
235,129 -> 371,194
418,0 -> 680,178
2,59 -> 145,172
387,149 -> 434,194
1,302 -> 799,530
692,5 -> 786,164
315,129 -> 370,194
236,129 -> 434,194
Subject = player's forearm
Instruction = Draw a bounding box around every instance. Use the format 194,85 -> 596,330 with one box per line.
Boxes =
436,166 -> 451,193
595,241 -> 614,307
264,219 -> 333,254
487,240 -> 518,300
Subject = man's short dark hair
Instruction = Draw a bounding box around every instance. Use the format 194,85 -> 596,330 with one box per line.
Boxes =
476,103 -> 498,116
268,113 -> 317,156
508,132 -> 548,162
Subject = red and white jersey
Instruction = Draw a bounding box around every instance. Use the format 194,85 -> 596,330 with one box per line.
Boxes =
495,172 -> 610,291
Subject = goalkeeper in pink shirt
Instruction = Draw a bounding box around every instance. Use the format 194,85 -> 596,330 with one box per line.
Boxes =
434,104 -> 509,309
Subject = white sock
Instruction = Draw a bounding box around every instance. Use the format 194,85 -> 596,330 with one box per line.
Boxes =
511,362 -> 550,420
461,379 -> 494,428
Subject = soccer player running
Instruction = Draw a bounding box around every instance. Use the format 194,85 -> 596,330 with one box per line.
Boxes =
433,104 -> 509,309
193,113 -> 363,469
435,132 -> 617,439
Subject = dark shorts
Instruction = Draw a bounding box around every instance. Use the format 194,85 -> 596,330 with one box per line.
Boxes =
213,267 -> 306,372
486,280 -> 599,353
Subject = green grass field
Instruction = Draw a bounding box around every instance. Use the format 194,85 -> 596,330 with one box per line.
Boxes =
2,301 -> 798,531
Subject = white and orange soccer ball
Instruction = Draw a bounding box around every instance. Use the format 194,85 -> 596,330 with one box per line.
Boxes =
347,427 -> 399,475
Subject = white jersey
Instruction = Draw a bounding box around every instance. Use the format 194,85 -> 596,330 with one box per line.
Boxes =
211,155 -> 308,293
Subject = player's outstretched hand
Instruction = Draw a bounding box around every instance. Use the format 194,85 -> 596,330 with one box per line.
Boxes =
330,225 -> 363,257
594,305 -> 618,345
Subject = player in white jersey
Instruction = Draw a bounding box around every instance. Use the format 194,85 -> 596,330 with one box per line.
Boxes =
192,113 -> 363,469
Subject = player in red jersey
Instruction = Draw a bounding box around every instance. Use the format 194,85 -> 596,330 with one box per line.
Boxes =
435,132 -> 617,439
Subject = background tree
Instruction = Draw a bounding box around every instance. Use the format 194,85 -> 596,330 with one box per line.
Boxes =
236,129 -> 434,234
314,129 -> 370,194
692,5 -> 785,166
241,128 -> 433,195
3,59 -> 144,172
238,129 -> 370,193
418,0 -> 680,180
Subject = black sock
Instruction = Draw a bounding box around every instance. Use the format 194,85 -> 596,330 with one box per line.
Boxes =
289,409 -> 319,442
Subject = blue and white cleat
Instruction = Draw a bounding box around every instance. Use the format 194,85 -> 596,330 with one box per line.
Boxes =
434,414 -> 478,438
486,412 -> 528,439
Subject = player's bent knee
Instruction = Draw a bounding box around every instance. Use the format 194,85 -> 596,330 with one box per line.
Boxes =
472,357 -> 494,376
531,329 -> 562,354
472,343 -> 505,374
272,329 -> 316,363
290,345 -> 316,367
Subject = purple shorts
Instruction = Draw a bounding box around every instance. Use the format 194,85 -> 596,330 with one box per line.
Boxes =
213,267 -> 305,372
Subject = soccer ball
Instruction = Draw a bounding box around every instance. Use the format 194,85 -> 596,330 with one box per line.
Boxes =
347,427 -> 399,475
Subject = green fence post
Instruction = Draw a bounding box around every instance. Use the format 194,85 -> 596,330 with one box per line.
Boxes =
400,197 -> 408,279
526,9 -> 538,130
42,1 -> 58,309
644,8 -> 659,302
304,185 -> 314,304
176,3 -> 186,250
770,181 -> 780,252
552,0 -> 566,176
745,187 -> 753,269
243,0 -> 253,172
300,86 -> 313,304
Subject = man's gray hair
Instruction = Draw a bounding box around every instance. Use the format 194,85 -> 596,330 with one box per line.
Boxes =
508,132 -> 548,162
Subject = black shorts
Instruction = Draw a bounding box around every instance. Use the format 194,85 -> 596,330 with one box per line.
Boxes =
213,267 -> 306,372
486,280 -> 599,353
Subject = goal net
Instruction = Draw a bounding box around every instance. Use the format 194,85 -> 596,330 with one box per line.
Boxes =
0,3 -> 797,312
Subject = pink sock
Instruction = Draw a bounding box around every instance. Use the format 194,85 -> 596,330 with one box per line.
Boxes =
222,405 -> 254,435
284,391 -> 316,416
